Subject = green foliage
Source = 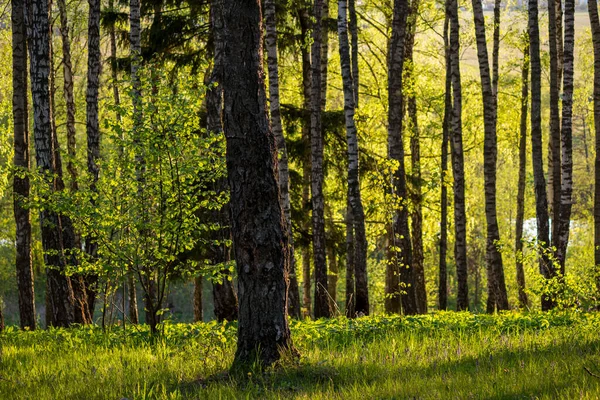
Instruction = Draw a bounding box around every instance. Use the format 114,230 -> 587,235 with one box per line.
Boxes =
2,312 -> 600,398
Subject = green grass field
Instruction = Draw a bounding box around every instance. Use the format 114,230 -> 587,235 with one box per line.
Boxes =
1,312 -> 600,399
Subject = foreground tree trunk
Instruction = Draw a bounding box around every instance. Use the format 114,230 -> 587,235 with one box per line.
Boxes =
556,0 -> 575,271
221,0 -> 296,369
311,0 -> 331,319
338,0 -> 369,316
349,0 -> 359,106
84,0 -> 102,320
13,0 -> 36,330
386,0 -> 416,315
449,0 -> 469,311
590,0 -> 600,295
515,39 -> 530,309
439,10 -> 451,311
528,0 -> 554,310
405,0 -> 426,314
28,0 -> 76,327
471,0 -> 508,313
265,0 -> 302,319
548,0 -> 561,253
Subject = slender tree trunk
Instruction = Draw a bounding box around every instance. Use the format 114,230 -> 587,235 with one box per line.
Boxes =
85,0 -> 102,320
590,0 -> 600,295
386,0 -> 416,315
405,0 -> 426,314
345,206 -> 355,316
299,9 -> 312,317
28,0 -> 76,327
548,0 -> 561,253
529,0 -> 554,310
515,39 -> 530,309
265,0 -> 302,319
321,0 -> 329,110
220,0 -> 296,369
439,10 -> 451,312
471,0 -> 508,313
338,0 -> 369,316
194,276 -> 203,322
449,0 -> 469,311
556,0 -> 574,271
13,0 -> 36,330
311,0 -> 330,319
327,244 -> 338,305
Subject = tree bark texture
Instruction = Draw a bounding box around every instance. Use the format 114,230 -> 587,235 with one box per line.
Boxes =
471,0 -> 508,313
220,0 -> 295,369
387,0 -> 416,315
548,0 -> 561,252
194,275 -> 203,322
311,0 -> 331,319
265,0 -> 302,319
439,10 -> 451,312
449,0 -> 469,311
556,0 -> 574,272
13,0 -> 36,330
528,0 -> 554,310
515,40 -> 530,309
338,0 -> 369,316
28,0 -> 76,327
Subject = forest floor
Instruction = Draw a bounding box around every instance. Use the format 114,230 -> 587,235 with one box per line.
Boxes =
1,312 -> 600,399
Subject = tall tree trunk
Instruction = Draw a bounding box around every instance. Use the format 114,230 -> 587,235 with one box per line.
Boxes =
590,0 -> 600,296
221,0 -> 296,369
28,0 -> 76,327
492,0 -> 500,98
349,0 -> 359,106
85,0 -> 102,320
556,0 -> 574,271
471,0 -> 508,313
338,0 -> 369,316
528,0 -> 554,310
327,244 -> 338,305
515,39 -> 530,309
548,0 -> 561,254
439,9 -> 451,312
321,0 -> 329,110
209,0 -> 239,323
449,0 -> 469,311
311,0 -> 330,319
194,275 -> 203,322
265,0 -> 302,319
13,0 -> 36,330
298,9 -> 312,317
405,0 -> 426,314
386,0 -> 416,315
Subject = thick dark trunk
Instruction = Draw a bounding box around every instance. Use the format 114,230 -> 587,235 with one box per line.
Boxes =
349,0 -> 359,106
471,0 -> 508,313
265,0 -> 301,319
387,0 -> 416,315
515,40 -> 530,309
85,0 -> 102,320
529,0 -> 554,310
405,0 -> 426,314
128,274 -> 139,324
449,0 -> 468,311
311,0 -> 330,319
556,0 -> 574,271
220,0 -> 296,369
338,0 -> 369,316
590,0 -> 600,295
439,11 -> 451,312
13,0 -> 36,330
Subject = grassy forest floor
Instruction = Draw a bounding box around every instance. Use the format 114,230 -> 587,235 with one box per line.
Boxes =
1,312 -> 600,399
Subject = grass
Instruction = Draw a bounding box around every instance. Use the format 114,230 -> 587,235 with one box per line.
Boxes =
1,312 -> 600,399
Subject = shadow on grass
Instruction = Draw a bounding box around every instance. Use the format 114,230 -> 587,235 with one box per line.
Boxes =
178,336 -> 600,399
